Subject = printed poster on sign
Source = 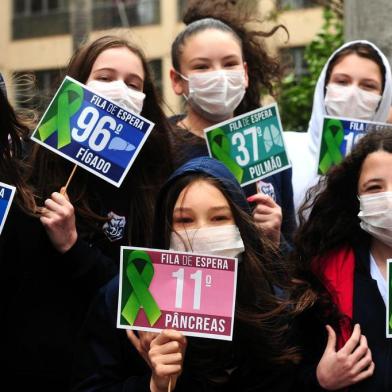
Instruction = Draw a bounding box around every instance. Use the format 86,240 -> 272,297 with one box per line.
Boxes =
0,182 -> 16,235
31,76 -> 154,187
318,116 -> 392,175
204,103 -> 291,187
118,247 -> 238,341
387,259 -> 392,338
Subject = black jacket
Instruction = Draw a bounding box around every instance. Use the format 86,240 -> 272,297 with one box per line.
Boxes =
0,201 -> 119,391
71,275 -> 296,392
294,244 -> 392,391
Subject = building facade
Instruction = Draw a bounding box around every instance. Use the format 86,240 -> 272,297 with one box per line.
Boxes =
0,0 -> 324,113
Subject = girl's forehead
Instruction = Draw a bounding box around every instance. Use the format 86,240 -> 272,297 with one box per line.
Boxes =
181,29 -> 242,57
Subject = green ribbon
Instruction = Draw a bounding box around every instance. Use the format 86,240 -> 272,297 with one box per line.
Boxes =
121,250 -> 161,326
209,128 -> 244,183
37,80 -> 84,149
318,119 -> 344,175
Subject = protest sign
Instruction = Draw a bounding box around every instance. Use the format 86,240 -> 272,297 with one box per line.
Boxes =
204,104 -> 291,186
31,76 -> 154,187
387,259 -> 392,338
318,116 -> 392,175
118,247 -> 238,341
0,182 -> 16,235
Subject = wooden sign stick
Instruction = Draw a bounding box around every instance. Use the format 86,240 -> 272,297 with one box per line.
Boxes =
60,164 -> 78,195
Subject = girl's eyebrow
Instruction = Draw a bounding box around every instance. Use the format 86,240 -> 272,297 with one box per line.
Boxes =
362,178 -> 383,187
173,207 -> 193,213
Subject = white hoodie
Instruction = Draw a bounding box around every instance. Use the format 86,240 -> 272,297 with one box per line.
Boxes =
284,40 -> 392,215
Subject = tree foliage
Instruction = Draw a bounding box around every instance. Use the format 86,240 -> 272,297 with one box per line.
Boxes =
277,8 -> 343,132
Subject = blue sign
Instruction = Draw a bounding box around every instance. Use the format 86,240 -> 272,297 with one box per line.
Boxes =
318,116 -> 392,175
0,182 -> 16,235
31,76 -> 155,187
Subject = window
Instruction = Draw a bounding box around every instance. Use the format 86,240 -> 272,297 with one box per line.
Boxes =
14,68 -> 63,113
278,0 -> 316,9
149,58 -> 162,96
12,0 -> 70,39
280,46 -> 308,78
93,0 -> 160,30
177,0 -> 187,20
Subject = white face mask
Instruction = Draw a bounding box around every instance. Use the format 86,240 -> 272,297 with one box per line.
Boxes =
87,80 -> 145,115
324,83 -> 381,121
180,69 -> 246,123
358,192 -> 392,247
170,224 -> 245,259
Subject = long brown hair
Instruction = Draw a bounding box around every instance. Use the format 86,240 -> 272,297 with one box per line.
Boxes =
0,83 -> 36,214
28,35 -> 173,245
153,173 -> 299,381
173,0 -> 287,113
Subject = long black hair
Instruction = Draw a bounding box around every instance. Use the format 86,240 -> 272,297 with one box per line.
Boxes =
0,80 -> 36,213
153,170 -> 299,384
291,129 -> 392,330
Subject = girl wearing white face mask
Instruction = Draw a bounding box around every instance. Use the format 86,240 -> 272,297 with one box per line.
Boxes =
71,157 -> 299,391
168,2 -> 296,247
0,36 -> 173,391
285,40 -> 392,215
290,129 -> 392,391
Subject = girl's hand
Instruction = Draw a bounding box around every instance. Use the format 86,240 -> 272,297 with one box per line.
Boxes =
126,330 -> 158,368
248,193 -> 282,245
40,190 -> 77,253
316,324 -> 374,390
149,329 -> 187,392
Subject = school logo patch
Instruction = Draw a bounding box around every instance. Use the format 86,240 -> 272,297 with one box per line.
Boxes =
256,180 -> 276,201
103,212 -> 126,242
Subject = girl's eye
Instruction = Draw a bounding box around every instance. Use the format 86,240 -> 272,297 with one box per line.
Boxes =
192,64 -> 209,71
173,216 -> 194,224
361,83 -> 379,92
366,185 -> 382,192
96,75 -> 111,82
212,215 -> 230,222
224,62 -> 239,68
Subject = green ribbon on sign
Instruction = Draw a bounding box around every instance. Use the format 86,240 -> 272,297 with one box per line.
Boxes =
319,119 -> 344,175
37,81 -> 84,149
209,128 -> 244,183
121,250 -> 161,326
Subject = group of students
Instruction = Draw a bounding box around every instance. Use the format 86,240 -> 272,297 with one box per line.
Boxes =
1,1 -> 392,391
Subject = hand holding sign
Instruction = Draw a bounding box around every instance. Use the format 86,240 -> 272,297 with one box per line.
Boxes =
149,330 -> 187,392
40,190 -> 77,253
247,192 -> 282,245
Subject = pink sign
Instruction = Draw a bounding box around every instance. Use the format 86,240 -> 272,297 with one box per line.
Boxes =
117,246 -> 238,340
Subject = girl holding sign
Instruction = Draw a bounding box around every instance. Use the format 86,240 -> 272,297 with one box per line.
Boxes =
168,0 -> 296,246
71,156 -> 298,391
0,36 -> 173,391
284,40 -> 392,214
291,129 -> 392,391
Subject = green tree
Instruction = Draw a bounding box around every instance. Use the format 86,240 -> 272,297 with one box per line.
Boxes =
278,8 -> 343,131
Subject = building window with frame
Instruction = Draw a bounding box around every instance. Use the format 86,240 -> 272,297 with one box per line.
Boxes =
280,46 -> 308,79
12,0 -> 70,39
278,0 -> 317,9
93,0 -> 160,30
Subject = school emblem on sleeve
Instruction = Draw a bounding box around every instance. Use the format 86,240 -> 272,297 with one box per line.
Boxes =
256,180 -> 276,201
103,212 -> 126,242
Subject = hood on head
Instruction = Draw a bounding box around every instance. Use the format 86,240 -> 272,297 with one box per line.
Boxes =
156,156 -> 251,215
307,40 -> 392,156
